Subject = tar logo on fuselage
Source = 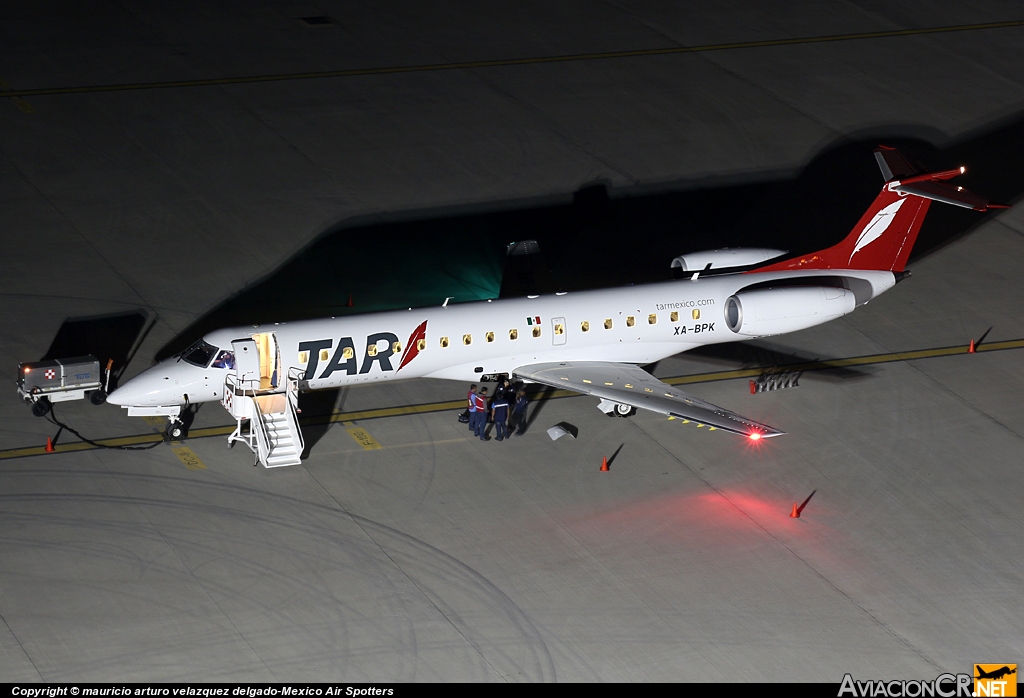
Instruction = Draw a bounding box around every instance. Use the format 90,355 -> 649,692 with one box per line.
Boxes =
299,333 -> 400,380
298,320 -> 428,381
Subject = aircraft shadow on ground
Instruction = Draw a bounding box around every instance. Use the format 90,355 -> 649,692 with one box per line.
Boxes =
148,110 -> 1024,455
43,309 -> 152,390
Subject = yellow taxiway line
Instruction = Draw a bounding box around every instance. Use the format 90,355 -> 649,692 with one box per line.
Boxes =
2,338 -> 1021,460
4,20 -> 1023,98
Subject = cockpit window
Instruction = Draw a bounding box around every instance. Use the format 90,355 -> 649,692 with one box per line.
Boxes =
180,340 -> 218,368
211,350 -> 235,369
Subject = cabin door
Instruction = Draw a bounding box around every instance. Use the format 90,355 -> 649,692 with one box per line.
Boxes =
251,332 -> 280,390
232,339 -> 261,390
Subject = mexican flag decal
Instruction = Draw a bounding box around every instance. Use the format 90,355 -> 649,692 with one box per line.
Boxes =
526,316 -> 541,325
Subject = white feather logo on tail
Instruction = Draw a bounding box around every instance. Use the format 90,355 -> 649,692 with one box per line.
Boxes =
850,198 -> 905,262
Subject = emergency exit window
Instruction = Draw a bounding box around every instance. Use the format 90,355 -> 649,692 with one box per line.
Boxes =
604,318 -> 612,329
626,316 -> 635,327
554,323 -> 564,335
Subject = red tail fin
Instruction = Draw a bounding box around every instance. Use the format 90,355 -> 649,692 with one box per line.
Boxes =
755,147 -> 1006,273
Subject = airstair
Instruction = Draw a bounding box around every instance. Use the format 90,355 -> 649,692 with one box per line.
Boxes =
222,338 -> 305,468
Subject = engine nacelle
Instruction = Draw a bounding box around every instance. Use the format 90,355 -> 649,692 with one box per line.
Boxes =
724,286 -> 856,337
671,248 -> 786,272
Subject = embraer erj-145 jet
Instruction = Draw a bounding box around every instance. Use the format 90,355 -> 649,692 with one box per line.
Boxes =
108,147 -> 1005,460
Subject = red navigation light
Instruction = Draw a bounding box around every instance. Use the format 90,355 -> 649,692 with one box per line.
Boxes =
748,432 -> 762,441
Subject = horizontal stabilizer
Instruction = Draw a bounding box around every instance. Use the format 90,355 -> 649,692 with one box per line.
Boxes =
876,146 -> 1008,212
889,179 -> 1007,212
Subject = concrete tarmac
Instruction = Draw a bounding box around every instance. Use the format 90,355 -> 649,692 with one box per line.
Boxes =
1,0 -> 1023,682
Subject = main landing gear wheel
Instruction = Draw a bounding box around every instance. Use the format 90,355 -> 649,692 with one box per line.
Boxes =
615,403 -> 636,417
31,397 -> 51,417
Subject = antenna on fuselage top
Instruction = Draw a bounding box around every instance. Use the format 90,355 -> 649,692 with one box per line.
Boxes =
443,297 -> 453,307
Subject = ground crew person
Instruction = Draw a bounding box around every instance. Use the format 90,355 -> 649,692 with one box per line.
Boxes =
473,387 -> 490,440
463,384 -> 477,428
509,389 -> 529,436
491,390 -> 510,441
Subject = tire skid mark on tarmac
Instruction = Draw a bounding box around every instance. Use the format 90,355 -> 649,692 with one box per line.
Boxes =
0,471 -> 555,681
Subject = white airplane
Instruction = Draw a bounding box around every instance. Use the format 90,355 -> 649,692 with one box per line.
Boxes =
108,147 -> 1005,463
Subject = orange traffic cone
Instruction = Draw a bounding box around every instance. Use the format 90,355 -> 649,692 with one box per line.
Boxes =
789,502 -> 800,518
968,339 -> 976,353
347,294 -> 354,307
600,456 -> 609,472
45,437 -> 54,453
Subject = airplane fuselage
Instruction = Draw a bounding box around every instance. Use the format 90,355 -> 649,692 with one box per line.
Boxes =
108,268 -> 896,409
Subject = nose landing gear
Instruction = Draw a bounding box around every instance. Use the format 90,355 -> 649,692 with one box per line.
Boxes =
164,404 -> 199,442
166,420 -> 185,441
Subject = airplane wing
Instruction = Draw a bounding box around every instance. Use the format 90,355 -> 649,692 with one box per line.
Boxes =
514,361 -> 784,438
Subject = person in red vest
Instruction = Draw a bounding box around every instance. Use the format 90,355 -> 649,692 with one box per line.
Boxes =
473,387 -> 490,441
461,384 -> 477,428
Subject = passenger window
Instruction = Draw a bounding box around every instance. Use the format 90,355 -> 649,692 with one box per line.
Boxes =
367,344 -> 378,357
692,309 -> 701,320
486,331 -> 494,343
509,329 -> 518,340
463,334 -> 472,345
298,351 -> 309,365
532,326 -> 541,338
554,323 -> 564,336
319,349 -> 330,362
604,318 -> 613,329
581,321 -> 590,332
416,338 -> 426,351
392,341 -> 402,353
440,336 -> 450,348
342,346 -> 354,360
670,311 -> 679,322
626,316 -> 635,327
648,314 -> 657,325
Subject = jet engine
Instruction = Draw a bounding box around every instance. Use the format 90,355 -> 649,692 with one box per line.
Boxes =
724,286 -> 856,337
671,248 -> 786,272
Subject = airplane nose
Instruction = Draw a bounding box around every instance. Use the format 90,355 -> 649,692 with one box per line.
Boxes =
106,385 -> 126,405
106,378 -> 159,406
106,363 -> 180,406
